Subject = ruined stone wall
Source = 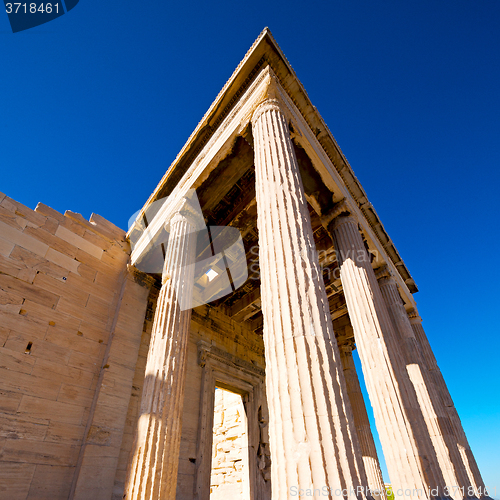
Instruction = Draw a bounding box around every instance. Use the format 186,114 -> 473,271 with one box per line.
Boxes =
0,192 -> 150,500
210,388 -> 250,500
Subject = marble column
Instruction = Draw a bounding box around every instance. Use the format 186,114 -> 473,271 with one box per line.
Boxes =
327,212 -> 447,499
252,96 -> 370,500
378,273 -> 472,498
408,312 -> 488,498
339,340 -> 387,500
124,204 -> 198,500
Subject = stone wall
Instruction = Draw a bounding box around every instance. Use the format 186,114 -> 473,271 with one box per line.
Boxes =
0,192 -> 151,500
210,388 -> 250,500
0,191 -> 269,500
111,284 -> 160,500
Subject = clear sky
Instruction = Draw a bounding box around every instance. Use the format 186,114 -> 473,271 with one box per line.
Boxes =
1,0 -> 499,494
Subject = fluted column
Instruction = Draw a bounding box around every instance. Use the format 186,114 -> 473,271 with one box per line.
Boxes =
378,274 -> 473,498
328,213 -> 448,499
408,312 -> 488,498
339,341 -> 387,500
252,96 -> 370,500
124,205 -> 198,500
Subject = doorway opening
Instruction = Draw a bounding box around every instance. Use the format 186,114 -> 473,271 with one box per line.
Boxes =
210,387 -> 250,500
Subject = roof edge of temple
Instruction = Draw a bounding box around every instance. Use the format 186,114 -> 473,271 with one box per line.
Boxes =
136,29 -> 419,294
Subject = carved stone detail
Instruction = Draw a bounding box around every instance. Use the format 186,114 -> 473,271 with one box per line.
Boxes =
194,341 -> 270,500
197,340 -> 265,377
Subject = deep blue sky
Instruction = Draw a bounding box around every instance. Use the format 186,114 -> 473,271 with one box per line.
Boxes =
1,0 -> 499,492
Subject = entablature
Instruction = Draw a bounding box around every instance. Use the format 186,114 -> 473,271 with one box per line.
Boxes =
127,28 -> 418,317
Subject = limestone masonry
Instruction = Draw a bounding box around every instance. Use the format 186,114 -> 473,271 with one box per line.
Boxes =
0,29 -> 490,500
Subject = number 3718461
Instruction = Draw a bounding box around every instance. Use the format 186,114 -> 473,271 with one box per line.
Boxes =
5,3 -> 59,13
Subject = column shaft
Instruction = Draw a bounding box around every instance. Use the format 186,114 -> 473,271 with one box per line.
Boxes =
124,211 -> 197,500
409,314 -> 487,498
339,343 -> 387,500
253,98 -> 370,500
329,215 -> 447,499
379,276 -> 472,498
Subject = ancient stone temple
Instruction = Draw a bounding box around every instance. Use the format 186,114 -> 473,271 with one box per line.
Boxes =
0,29 -> 490,500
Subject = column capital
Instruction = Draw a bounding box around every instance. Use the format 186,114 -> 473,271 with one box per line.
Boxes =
339,338 -> 355,354
407,309 -> 422,325
321,198 -> 357,232
251,97 -> 285,126
377,269 -> 407,310
251,67 -> 287,126
162,197 -> 201,286
375,265 -> 394,283
332,213 -> 357,228
166,196 -> 204,233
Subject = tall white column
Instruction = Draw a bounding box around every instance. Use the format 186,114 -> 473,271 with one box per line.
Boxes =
339,341 -> 387,500
328,213 -> 448,499
252,96 -> 371,500
124,205 -> 198,500
378,273 -> 473,498
408,312 -> 489,498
